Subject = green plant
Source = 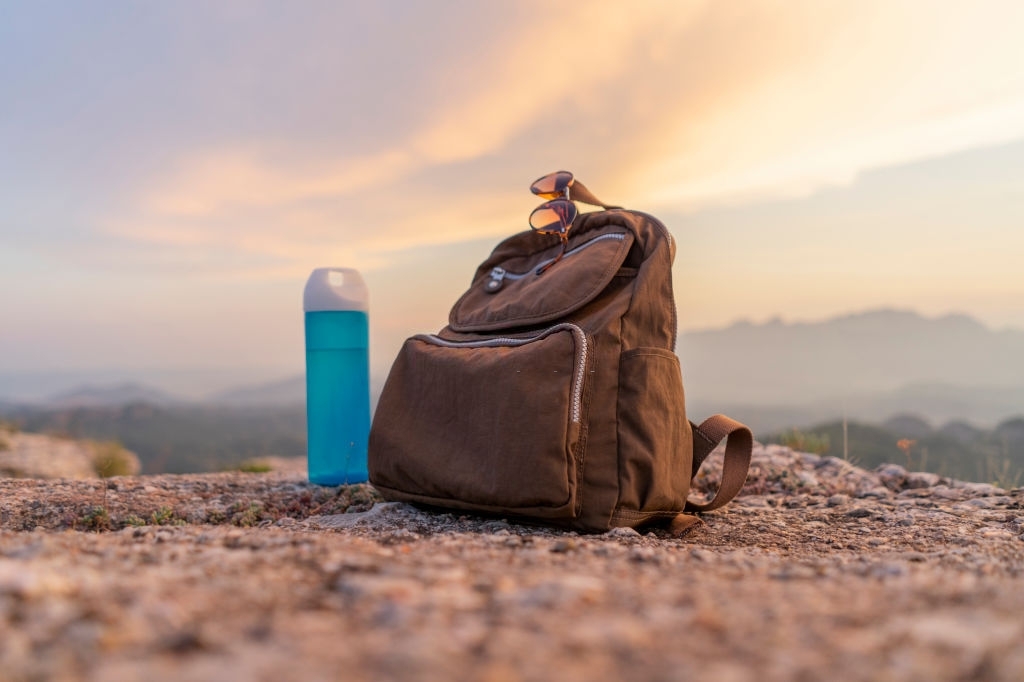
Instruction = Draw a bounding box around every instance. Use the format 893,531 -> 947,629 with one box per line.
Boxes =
0,420 -> 15,451
776,428 -> 831,455
980,455 -> 1023,491
236,461 -> 273,473
89,440 -> 138,477
79,506 -> 111,531
124,514 -> 146,527
230,501 -> 266,527
150,506 -> 177,525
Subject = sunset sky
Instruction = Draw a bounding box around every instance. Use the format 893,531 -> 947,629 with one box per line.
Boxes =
2,1 -> 1024,397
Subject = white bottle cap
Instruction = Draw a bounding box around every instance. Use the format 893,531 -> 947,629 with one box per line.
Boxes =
303,268 -> 369,312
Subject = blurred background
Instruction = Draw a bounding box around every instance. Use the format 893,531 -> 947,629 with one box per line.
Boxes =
2,1 -> 1023,482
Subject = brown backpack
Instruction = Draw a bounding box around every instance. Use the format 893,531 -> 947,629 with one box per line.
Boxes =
368,201 -> 753,533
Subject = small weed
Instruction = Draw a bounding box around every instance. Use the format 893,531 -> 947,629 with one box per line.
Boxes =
124,514 -> 146,527
776,429 -> 830,455
0,420 -> 17,451
230,501 -> 266,527
237,461 -> 273,474
150,506 -> 177,525
982,456 -> 1023,491
89,440 -> 138,477
80,506 -> 111,531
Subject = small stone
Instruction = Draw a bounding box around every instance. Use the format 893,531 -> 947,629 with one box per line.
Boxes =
481,520 -> 511,532
550,539 -> 577,553
858,487 -> 891,500
905,472 -> 941,489
876,464 -> 907,490
690,549 -> 713,562
900,552 -> 928,562
797,471 -> 819,488
160,629 -> 207,654
980,528 -> 1015,540
628,547 -> 658,563
827,494 -> 849,507
930,487 -> 965,501
605,527 -> 641,539
845,508 -> 873,518
953,481 -> 1003,496
869,562 -> 906,578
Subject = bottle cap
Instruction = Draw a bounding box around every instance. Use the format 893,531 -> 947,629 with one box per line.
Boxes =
303,268 -> 369,312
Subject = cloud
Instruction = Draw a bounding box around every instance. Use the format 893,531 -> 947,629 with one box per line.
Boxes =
93,0 -> 1024,277
621,1 -> 1024,208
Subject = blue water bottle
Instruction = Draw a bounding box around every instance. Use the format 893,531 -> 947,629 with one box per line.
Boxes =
303,267 -> 371,485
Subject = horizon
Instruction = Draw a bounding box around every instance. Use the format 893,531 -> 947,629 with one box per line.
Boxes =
2,2 -> 1024,388
2,304 -> 1022,404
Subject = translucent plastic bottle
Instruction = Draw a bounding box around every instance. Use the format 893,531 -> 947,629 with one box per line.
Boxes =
303,268 -> 370,485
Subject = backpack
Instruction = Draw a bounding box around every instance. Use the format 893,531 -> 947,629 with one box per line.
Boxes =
367,182 -> 753,534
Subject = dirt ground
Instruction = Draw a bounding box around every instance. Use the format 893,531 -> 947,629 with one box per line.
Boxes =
1,444 -> 1022,682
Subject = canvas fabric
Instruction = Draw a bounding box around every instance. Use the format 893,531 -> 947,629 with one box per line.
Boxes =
368,208 -> 753,532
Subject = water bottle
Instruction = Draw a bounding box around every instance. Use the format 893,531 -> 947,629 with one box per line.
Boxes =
303,268 -> 370,485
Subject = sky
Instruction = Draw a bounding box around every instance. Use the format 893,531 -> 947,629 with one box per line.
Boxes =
2,1 -> 1024,397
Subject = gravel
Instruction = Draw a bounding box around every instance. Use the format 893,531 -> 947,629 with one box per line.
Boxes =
1,444 -> 1022,681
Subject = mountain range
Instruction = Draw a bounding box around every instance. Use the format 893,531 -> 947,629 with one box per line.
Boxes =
3,308 -> 1023,434
46,383 -> 183,408
680,308 -> 1024,431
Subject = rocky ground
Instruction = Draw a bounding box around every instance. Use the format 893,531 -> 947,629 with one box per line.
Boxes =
1,445 -> 1023,682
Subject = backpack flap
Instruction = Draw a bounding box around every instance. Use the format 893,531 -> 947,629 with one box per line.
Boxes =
449,226 -> 635,333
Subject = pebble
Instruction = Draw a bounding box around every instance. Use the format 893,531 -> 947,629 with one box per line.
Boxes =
905,472 -> 941,489
605,527 -> 641,538
858,487 -> 891,500
951,481 -> 1005,496
899,552 -> 928,562
876,464 -> 907,489
827,494 -> 849,507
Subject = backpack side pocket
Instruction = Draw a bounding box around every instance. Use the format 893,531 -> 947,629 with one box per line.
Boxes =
614,348 -> 692,519
369,324 -> 589,519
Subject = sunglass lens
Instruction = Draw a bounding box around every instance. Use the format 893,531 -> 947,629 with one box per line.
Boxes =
530,171 -> 574,199
529,199 -> 577,234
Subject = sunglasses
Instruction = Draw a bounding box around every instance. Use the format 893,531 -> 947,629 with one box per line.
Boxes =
528,171 -> 612,275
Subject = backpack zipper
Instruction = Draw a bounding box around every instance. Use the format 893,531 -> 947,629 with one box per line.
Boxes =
485,232 -> 626,293
416,323 -> 589,424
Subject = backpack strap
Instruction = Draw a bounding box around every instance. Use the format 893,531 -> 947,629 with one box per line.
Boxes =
684,414 -> 753,513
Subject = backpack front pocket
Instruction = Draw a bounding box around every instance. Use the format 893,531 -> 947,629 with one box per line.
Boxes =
368,324 -> 589,518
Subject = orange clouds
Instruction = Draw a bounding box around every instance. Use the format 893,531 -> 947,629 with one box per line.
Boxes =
103,0 -> 1024,279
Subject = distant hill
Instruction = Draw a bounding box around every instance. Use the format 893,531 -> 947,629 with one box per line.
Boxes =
0,403 -> 306,474
681,309 -> 1024,429
208,375 -> 305,406
47,383 -> 183,408
680,308 -> 1024,404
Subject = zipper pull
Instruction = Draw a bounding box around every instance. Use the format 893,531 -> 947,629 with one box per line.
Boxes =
485,267 -> 506,293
